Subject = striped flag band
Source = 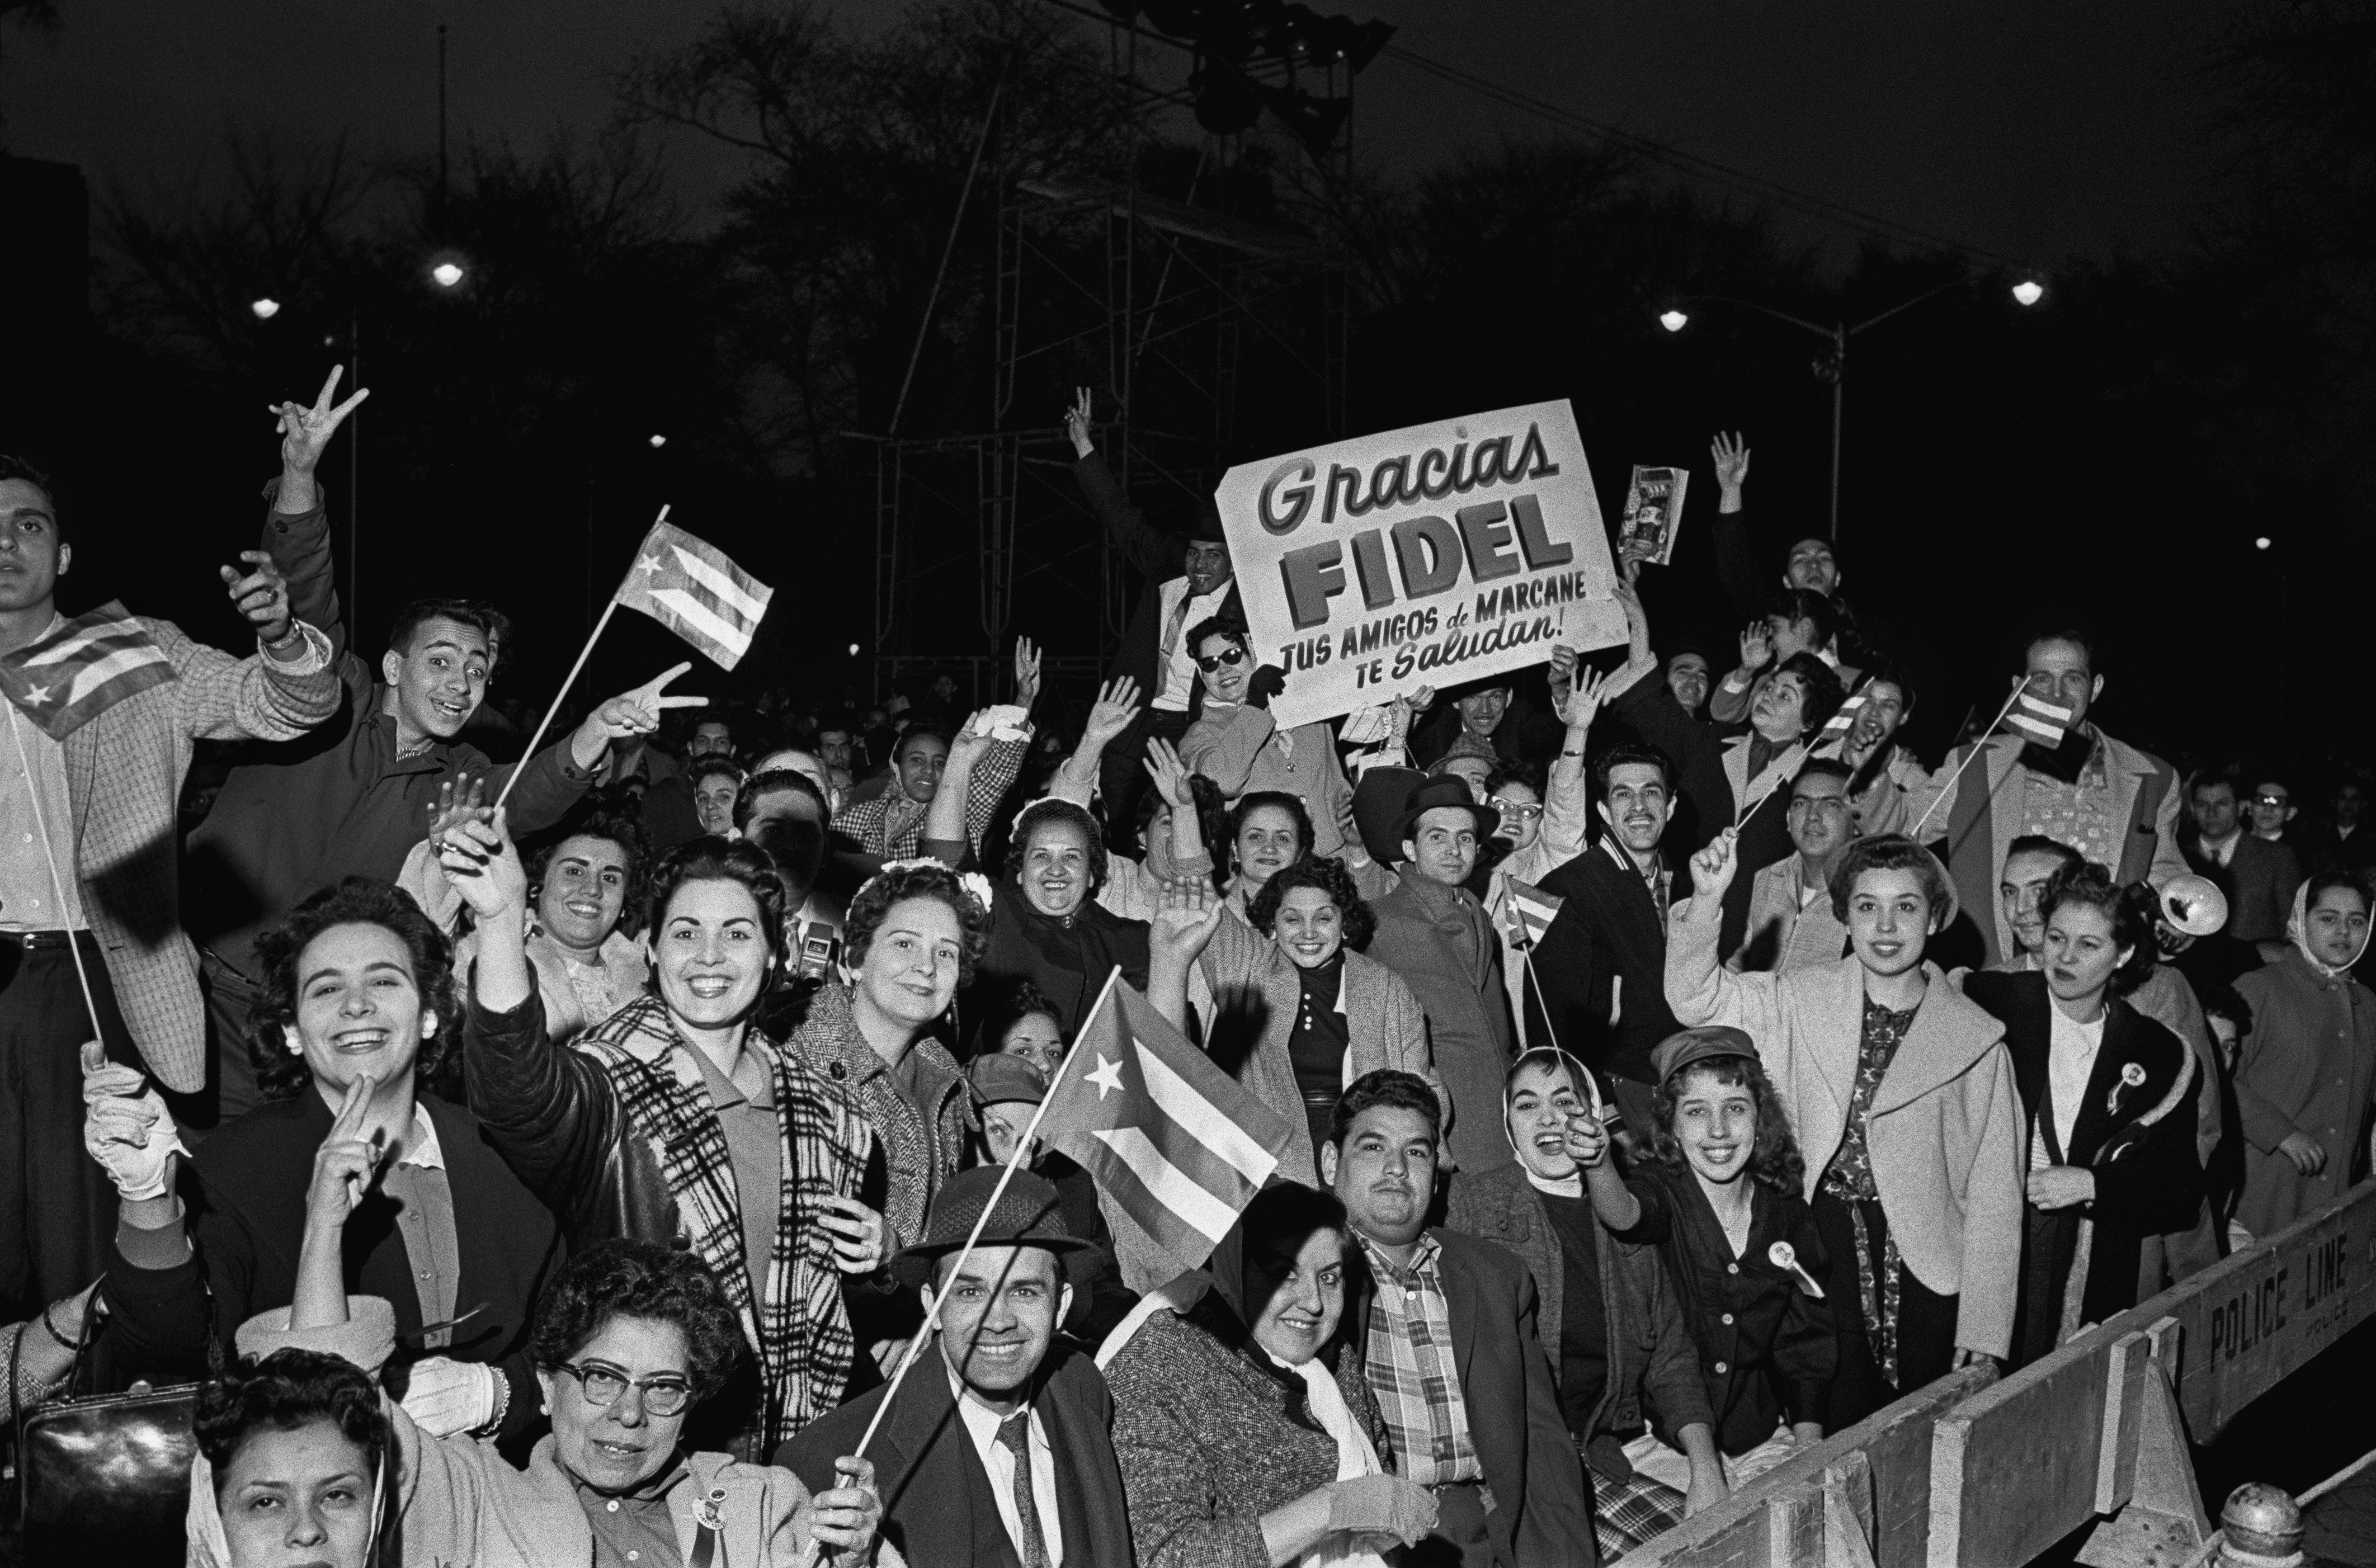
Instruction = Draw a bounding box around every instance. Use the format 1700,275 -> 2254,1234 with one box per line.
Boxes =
2005,689 -> 2076,748
1814,684 -> 1871,752
0,602 -> 175,739
1503,878 -> 1566,949
614,521 -> 775,670
1040,976 -> 1295,1265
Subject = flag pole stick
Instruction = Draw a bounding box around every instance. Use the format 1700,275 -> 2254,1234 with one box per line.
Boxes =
489,504 -> 667,813
1911,681 -> 2026,840
1519,948 -> 1606,1124
4,705 -> 104,1044
840,964 -> 1128,1468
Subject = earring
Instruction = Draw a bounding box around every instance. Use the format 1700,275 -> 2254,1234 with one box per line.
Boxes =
421,1015 -> 438,1037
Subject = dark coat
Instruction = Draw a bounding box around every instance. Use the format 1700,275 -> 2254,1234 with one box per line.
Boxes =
1443,1167 -> 1716,1463
1071,451 -> 1242,700
188,484 -> 590,979
1611,1168 -> 1836,1453
102,1090 -> 558,1439
1960,971 -> 2202,1364
2183,834 -> 2302,947
1529,839 -> 1682,1089
776,1344 -> 1135,1568
1345,1224 -> 1597,1568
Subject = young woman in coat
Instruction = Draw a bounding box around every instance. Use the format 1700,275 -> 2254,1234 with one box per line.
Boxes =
1667,830 -> 2024,1427
1960,864 -> 2201,1367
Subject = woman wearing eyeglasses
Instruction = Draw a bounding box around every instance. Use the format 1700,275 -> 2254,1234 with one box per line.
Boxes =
188,1114 -> 893,1568
1178,616 -> 1359,868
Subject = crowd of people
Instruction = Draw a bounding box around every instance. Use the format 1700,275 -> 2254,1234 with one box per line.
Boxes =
3,375 -> 2371,1568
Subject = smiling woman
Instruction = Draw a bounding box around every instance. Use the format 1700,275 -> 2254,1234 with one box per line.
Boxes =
95,877 -> 563,1451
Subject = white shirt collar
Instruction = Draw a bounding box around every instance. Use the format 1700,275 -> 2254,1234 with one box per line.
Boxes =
395,1105 -> 446,1172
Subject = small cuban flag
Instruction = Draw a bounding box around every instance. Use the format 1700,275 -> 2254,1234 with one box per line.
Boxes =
614,519 -> 775,671
2005,688 -> 2077,748
1503,878 -> 1566,950
0,601 -> 175,739
1813,683 -> 1871,756
1039,975 -> 1295,1266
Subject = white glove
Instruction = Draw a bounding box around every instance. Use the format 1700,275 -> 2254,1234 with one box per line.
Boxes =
80,1042 -> 187,1202
399,1356 -> 501,1436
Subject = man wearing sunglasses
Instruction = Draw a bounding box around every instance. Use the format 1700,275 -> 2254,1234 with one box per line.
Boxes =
1066,388 -> 1242,845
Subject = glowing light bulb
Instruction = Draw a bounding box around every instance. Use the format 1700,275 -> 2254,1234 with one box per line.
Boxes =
430,262 -> 465,289
1658,309 -> 1689,333
649,434 -> 667,448
250,297 -> 281,320
2255,536 -> 2272,551
2011,280 -> 2044,306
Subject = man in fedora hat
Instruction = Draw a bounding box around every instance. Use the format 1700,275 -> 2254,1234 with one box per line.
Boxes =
1066,387 -> 1241,845
777,1165 -> 1135,1568
1367,773 -> 1521,1173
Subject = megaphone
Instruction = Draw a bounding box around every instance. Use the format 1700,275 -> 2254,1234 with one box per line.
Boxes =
2160,873 -> 2229,938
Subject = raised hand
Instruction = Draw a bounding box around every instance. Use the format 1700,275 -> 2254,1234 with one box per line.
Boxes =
307,1074 -> 385,1230
947,709 -> 1000,773
1738,620 -> 1774,672
1142,736 -> 1196,810
814,1194 -> 888,1276
80,1042 -> 186,1202
573,663 -> 708,767
1688,827 -> 1741,900
220,551 -> 296,646
1711,431 -> 1750,502
1566,665 -> 1613,733
1063,387 -> 1095,459
1245,663 -> 1287,710
1563,1105 -> 1611,1169
1078,677 -> 1143,757
1013,636 -> 1044,709
1151,875 -> 1225,970
433,807 -> 527,918
425,774 -> 492,847
271,365 -> 370,479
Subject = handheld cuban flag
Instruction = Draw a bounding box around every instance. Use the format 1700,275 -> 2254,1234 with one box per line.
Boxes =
0,602 -> 175,739
2005,688 -> 2076,748
614,520 -> 774,671
1040,976 -> 1296,1265
1813,684 -> 1871,755
1503,878 -> 1566,950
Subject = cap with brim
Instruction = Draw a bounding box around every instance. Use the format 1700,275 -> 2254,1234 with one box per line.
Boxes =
1651,1025 -> 1758,1085
968,1053 -> 1047,1108
889,1165 -> 1099,1291
1389,776 -> 1501,854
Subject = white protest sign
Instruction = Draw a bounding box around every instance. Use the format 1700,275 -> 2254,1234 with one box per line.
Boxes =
1214,399 -> 1624,730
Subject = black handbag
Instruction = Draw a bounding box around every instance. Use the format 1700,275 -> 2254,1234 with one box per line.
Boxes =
13,1303 -> 201,1562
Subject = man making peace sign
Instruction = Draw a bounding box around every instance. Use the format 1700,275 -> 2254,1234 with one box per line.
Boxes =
183,367 -> 708,1125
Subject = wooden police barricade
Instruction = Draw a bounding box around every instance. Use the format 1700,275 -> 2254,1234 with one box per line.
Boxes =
1616,1363 -> 1998,1568
1927,1179 -> 2376,1568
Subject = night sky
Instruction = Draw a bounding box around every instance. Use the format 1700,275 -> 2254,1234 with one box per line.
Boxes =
2,0 -> 2240,267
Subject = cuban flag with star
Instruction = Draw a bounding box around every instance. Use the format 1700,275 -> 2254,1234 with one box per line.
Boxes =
0,602 -> 175,739
614,519 -> 775,671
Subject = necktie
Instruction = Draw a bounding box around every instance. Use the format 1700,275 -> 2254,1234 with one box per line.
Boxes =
995,1413 -> 1050,1568
1162,589 -> 1194,666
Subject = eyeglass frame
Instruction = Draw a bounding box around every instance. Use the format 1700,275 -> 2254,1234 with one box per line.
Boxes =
1195,645 -> 1248,673
543,1358 -> 697,1418
1487,796 -> 1544,820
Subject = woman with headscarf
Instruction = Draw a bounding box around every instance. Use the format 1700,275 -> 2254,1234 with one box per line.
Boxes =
1098,1183 -> 1436,1568
2232,870 -> 2376,1242
1960,863 -> 2200,1367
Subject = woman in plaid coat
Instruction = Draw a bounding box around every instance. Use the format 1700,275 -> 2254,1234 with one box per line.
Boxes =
454,829 -> 889,1456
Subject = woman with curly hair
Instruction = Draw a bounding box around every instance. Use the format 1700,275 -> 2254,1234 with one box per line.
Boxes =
1960,862 -> 2201,1368
445,807 -> 652,1041
188,1224 -> 890,1566
89,877 -> 560,1444
1574,1027 -> 1836,1489
1154,856 -> 1438,1182
445,821 -> 889,1454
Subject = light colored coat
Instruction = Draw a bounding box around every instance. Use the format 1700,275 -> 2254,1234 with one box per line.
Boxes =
2233,948 -> 2376,1238
1887,727 -> 2186,967
1180,700 -> 1354,859
1730,855 -> 1849,975
1665,894 -> 2027,1359
60,617 -> 339,1090
1197,905 -> 1439,1184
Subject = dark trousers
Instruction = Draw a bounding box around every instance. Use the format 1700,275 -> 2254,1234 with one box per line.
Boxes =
0,934 -> 138,1320
1097,705 -> 1193,852
195,947 -> 266,1135
1811,1189 -> 1960,1429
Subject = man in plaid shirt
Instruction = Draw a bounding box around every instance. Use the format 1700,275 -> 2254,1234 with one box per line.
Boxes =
1324,1070 -> 1595,1567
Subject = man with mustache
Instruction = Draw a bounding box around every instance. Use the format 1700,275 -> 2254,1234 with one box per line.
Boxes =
1524,743 -> 1688,1137
1066,387 -> 1239,847
1325,1069 -> 1594,1567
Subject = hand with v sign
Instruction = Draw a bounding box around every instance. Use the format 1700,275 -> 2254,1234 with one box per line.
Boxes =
569,662 -> 709,769
291,1074 -> 384,1330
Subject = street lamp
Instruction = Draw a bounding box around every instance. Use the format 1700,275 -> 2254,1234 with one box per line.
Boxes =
430,261 -> 466,289
2011,279 -> 2045,307
1657,278 -> 1968,542
250,297 -> 282,320
648,434 -> 667,449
